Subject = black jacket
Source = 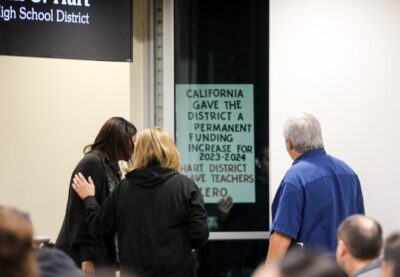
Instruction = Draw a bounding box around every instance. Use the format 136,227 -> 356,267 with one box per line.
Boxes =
56,152 -> 116,267
83,166 -> 209,277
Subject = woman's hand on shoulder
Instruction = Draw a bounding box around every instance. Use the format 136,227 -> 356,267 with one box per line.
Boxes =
72,173 -> 96,199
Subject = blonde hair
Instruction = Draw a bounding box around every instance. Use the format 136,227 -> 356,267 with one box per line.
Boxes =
131,127 -> 181,171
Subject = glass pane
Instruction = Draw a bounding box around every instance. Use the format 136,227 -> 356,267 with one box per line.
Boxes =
174,0 -> 269,275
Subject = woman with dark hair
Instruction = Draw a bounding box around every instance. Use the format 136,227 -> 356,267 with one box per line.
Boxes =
72,127 -> 208,277
56,117 -> 137,275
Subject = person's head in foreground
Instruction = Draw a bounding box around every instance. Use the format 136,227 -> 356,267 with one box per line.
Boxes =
336,214 -> 383,276
254,249 -> 346,277
0,206 -> 37,277
382,232 -> 400,277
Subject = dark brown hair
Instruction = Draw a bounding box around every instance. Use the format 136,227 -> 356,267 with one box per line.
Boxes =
84,117 -> 137,162
0,206 -> 38,277
280,249 -> 347,277
384,232 -> 400,277
337,215 -> 382,260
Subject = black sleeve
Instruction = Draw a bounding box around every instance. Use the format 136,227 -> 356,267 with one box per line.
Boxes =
83,186 -> 118,239
67,154 -> 106,262
187,183 -> 209,249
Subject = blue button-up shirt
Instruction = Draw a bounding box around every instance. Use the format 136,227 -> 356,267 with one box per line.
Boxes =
271,148 -> 365,254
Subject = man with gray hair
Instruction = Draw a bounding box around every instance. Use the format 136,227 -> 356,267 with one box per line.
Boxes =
266,112 -> 365,262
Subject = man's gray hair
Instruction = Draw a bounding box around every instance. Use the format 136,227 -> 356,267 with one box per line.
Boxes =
283,112 -> 324,153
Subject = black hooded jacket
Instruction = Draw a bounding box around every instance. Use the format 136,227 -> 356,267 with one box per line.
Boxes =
83,166 -> 209,277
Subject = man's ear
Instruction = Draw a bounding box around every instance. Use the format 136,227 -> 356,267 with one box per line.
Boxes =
338,240 -> 347,256
286,139 -> 293,151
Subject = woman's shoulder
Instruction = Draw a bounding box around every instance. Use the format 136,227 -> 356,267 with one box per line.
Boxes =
81,151 -> 103,162
75,151 -> 105,171
169,172 -> 198,187
172,172 -> 190,180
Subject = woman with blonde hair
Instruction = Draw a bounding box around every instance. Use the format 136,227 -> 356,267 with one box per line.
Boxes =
72,127 -> 209,277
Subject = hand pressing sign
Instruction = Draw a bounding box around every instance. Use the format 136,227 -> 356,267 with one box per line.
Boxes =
217,195 -> 234,222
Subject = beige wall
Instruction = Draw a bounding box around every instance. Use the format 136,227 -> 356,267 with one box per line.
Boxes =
0,56 -> 131,240
0,0 -> 148,241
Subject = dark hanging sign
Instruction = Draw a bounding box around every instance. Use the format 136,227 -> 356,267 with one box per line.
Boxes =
0,0 -> 132,61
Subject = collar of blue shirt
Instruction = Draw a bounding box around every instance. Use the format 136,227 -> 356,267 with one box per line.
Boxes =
293,148 -> 327,165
